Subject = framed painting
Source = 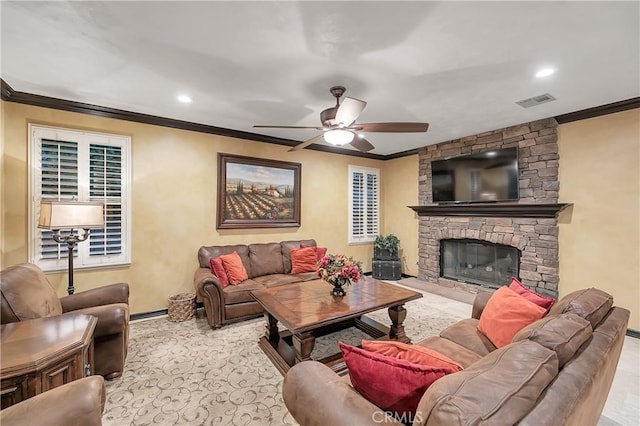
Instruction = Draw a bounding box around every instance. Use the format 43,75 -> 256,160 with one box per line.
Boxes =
217,153 -> 301,229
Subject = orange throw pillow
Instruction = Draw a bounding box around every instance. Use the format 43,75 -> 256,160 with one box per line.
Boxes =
477,286 -> 547,348
361,340 -> 463,372
290,246 -> 318,274
219,251 -> 249,285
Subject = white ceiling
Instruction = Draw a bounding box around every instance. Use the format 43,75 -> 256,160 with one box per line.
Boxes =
2,1 -> 638,156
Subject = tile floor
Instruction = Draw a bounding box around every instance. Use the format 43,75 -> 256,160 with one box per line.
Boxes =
398,278 -> 640,426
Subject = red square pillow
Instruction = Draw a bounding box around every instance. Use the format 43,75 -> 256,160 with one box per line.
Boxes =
339,342 -> 454,417
361,340 -> 463,372
301,243 -> 327,261
509,277 -> 556,310
477,286 -> 547,348
290,246 -> 318,274
219,251 -> 249,285
209,257 -> 229,288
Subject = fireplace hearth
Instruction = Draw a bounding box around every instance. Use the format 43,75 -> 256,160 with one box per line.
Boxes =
441,239 -> 520,288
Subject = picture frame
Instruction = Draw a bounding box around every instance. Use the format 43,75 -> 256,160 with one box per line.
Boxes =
217,153 -> 301,229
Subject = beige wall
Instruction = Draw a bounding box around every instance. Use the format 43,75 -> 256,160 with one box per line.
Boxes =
1,102 -> 384,314
382,155 -> 419,276
558,109 -> 640,329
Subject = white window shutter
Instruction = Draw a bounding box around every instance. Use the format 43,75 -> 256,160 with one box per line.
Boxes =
29,124 -> 131,271
349,165 -> 380,244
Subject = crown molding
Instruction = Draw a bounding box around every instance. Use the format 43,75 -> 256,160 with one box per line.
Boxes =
555,97 -> 640,124
2,79 -> 637,160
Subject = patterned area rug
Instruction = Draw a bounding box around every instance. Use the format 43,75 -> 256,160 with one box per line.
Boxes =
103,286 -> 470,425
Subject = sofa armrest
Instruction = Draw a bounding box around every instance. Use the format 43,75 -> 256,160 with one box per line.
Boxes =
64,303 -> 129,338
471,290 -> 493,319
194,267 -> 225,328
61,283 -> 129,312
283,361 -> 403,426
0,376 -> 106,426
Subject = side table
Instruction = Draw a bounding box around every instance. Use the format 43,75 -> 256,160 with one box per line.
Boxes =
0,314 -> 97,409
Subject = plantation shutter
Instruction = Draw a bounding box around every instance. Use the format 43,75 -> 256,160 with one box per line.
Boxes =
349,165 -> 380,243
29,124 -> 131,271
39,139 -> 79,264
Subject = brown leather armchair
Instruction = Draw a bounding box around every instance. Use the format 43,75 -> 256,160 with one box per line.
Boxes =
1,263 -> 129,379
0,376 -> 106,426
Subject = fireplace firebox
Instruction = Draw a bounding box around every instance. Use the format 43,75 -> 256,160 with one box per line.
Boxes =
440,239 -> 520,288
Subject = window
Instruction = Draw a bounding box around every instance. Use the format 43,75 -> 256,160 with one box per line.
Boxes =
29,124 -> 131,271
348,165 -> 379,244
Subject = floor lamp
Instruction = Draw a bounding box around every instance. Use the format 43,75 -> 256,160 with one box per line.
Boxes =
38,201 -> 105,295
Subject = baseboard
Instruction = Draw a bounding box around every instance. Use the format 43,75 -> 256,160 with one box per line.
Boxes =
130,301 -> 203,321
627,328 -> 640,339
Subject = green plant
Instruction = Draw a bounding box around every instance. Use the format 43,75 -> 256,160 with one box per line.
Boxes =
374,234 -> 400,258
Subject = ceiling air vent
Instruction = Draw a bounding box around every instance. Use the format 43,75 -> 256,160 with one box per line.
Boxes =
516,93 -> 556,108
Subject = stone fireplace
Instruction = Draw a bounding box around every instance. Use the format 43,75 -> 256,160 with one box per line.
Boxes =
414,118 -> 563,298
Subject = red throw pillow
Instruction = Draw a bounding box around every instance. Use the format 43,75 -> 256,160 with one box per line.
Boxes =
477,286 -> 547,348
290,246 -> 318,274
509,277 -> 556,310
339,342 -> 454,417
209,257 -> 230,288
301,243 -> 328,261
361,340 -> 463,372
219,251 -> 249,285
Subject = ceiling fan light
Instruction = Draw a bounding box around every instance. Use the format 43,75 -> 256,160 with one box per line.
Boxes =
324,129 -> 354,146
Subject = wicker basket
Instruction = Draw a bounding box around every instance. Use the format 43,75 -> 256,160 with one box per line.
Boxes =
167,293 -> 196,322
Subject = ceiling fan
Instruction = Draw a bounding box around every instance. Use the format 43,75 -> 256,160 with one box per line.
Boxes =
254,86 -> 429,152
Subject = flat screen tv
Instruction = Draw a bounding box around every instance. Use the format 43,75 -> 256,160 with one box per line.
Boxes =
431,147 -> 519,203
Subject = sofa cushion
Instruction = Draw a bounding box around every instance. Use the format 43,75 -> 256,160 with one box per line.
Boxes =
248,243 -> 285,277
209,257 -> 229,288
281,239 -> 316,273
416,336 -> 483,369
439,318 -> 497,356
512,313 -> 592,367
340,342 -> 454,418
252,274 -> 301,288
198,244 -> 252,277
509,277 -> 555,310
361,340 -> 463,372
290,271 -> 321,282
414,340 -> 559,426
477,286 -> 547,348
222,279 -> 264,304
220,251 -> 249,285
548,287 -> 613,328
290,247 -> 318,274
301,243 -> 327,260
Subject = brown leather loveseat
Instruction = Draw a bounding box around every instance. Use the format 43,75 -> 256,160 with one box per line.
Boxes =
283,287 -> 630,425
1,263 -> 130,379
194,239 -> 321,328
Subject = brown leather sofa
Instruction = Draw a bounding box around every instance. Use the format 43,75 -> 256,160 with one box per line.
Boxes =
283,287 -> 630,425
194,239 -> 321,328
0,376 -> 106,426
1,263 -> 130,379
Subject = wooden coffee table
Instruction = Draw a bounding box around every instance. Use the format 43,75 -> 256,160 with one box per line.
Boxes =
251,277 -> 422,375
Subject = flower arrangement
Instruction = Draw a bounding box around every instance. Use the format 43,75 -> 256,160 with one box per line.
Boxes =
318,253 -> 363,290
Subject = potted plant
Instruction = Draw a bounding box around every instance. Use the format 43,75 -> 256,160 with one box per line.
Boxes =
374,234 -> 400,260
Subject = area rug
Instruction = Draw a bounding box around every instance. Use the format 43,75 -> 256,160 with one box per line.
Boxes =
103,286 -> 471,425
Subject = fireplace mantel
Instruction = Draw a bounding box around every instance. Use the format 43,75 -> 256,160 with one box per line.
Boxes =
408,203 -> 572,218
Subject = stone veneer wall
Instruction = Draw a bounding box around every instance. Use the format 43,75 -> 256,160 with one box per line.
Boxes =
417,118 -> 560,297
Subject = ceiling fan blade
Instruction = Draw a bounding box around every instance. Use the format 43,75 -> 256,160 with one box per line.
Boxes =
334,97 -> 366,127
254,125 -> 324,130
357,122 -> 429,133
288,134 -> 324,152
349,136 -> 375,152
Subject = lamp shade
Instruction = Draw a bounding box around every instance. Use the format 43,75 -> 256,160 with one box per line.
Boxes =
324,129 -> 354,146
38,201 -> 104,229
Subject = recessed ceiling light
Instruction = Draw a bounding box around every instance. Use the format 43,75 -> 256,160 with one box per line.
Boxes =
535,68 -> 555,78
177,94 -> 192,103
